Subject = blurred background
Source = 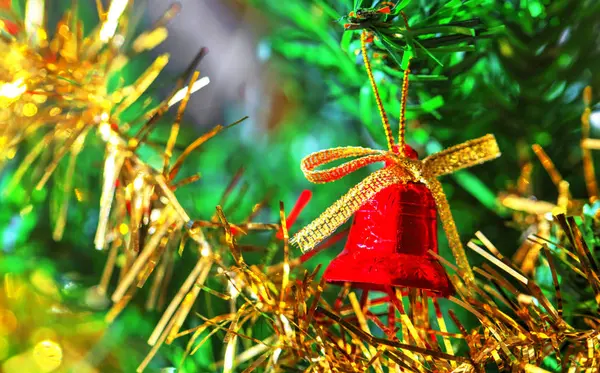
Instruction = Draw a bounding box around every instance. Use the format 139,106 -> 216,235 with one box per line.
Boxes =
2,0 -> 600,371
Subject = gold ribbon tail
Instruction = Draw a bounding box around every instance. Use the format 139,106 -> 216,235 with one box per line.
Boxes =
426,178 -> 474,282
291,167 -> 408,253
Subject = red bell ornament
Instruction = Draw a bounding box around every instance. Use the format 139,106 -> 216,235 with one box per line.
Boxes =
323,145 -> 454,297
290,31 -> 501,296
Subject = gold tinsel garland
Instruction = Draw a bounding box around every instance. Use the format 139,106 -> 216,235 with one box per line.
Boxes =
3,1 -> 600,372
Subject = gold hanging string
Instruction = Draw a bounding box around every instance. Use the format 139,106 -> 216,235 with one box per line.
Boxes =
361,31 -> 395,152
397,10 -> 412,157
398,59 -> 411,156
400,11 -> 410,31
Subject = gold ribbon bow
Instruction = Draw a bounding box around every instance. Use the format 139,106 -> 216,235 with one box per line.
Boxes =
290,135 -> 501,281
290,31 -> 501,282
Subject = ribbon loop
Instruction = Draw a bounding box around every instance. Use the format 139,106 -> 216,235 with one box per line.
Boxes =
422,134 -> 500,178
301,146 -> 388,184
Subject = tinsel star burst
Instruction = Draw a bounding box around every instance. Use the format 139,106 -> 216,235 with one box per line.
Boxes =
0,0 -> 185,179
0,0 -> 213,240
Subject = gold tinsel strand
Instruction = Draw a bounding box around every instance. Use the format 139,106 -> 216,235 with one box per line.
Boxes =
173,212 -> 600,372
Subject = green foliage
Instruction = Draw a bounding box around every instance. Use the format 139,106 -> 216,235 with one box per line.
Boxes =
249,0 -> 600,248
249,0 -> 509,221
